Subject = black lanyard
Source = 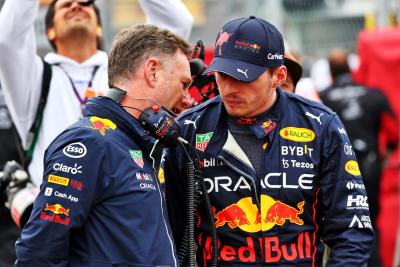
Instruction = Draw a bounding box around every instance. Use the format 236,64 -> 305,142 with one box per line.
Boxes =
56,64 -> 100,113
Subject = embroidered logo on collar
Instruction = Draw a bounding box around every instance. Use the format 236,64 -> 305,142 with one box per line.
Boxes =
305,112 -> 323,125
86,116 -> 116,136
184,115 -> 200,129
129,150 -> 144,168
237,117 -> 257,125
196,132 -> 213,152
260,119 -> 277,135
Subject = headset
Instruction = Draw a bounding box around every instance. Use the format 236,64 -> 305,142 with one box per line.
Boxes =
105,87 -> 218,267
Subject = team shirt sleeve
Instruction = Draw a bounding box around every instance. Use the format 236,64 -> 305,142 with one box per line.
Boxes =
15,134 -> 106,266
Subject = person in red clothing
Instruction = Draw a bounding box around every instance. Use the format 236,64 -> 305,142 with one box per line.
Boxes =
320,48 -> 399,267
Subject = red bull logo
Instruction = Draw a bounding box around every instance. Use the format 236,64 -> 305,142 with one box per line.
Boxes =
87,116 -> 116,136
213,195 -> 305,233
260,119 -> 277,135
41,203 -> 71,225
215,30 -> 231,56
201,232 -> 312,263
44,203 -> 70,216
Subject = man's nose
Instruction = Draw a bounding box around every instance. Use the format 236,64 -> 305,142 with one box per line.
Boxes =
70,1 -> 83,10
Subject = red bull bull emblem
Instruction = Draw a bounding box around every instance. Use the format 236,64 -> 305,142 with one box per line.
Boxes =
87,116 -> 116,136
40,203 -> 71,225
203,196 -> 309,263
260,119 -> 277,135
213,195 -> 304,233
129,150 -> 144,168
215,30 -> 231,56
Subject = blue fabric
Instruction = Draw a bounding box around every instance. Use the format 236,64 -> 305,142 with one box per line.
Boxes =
15,96 -> 178,267
164,89 -> 374,267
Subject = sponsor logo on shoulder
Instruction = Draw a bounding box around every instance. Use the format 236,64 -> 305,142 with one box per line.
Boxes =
338,127 -> 347,135
346,181 -> 365,190
349,214 -> 372,229
129,150 -> 144,168
345,160 -> 361,176
63,142 -> 87,158
48,175 -> 70,186
44,187 -> 53,196
347,195 -> 369,210
279,127 -> 315,142
53,163 -> 82,175
344,143 -> 354,156
40,203 -> 70,225
136,172 -> 156,190
196,132 -> 213,151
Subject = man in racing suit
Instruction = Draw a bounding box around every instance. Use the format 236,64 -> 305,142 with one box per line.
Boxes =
15,24 -> 192,266
163,16 -> 374,266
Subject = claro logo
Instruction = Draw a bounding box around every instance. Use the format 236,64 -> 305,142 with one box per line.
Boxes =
279,127 -> 315,142
63,142 -> 87,158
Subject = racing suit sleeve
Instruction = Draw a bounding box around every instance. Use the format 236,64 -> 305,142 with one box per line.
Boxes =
163,147 -> 188,250
15,133 -> 107,266
139,0 -> 193,40
319,115 -> 374,267
0,0 -> 44,148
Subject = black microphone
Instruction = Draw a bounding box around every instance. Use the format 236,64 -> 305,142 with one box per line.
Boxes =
138,105 -> 183,147
190,58 -> 206,77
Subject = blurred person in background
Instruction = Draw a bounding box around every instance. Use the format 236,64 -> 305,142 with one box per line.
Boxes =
0,84 -> 23,267
15,24 -> 192,266
281,41 -> 320,101
0,0 -> 192,266
320,48 -> 399,267
164,16 -> 374,267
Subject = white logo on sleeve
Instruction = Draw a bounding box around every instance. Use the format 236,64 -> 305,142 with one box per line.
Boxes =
184,115 -> 200,129
44,187 -> 53,196
305,112 -> 324,125
236,68 -> 248,78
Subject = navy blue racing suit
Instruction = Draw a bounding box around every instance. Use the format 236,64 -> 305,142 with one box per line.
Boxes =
15,96 -> 178,267
163,88 -> 374,267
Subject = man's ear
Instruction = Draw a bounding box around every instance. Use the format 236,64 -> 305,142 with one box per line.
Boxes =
273,66 -> 287,88
47,28 -> 56,41
144,58 -> 159,88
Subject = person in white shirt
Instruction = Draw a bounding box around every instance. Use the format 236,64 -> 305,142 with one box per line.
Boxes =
0,0 -> 193,187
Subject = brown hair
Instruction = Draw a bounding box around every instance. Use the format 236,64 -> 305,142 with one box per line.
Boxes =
108,24 -> 192,86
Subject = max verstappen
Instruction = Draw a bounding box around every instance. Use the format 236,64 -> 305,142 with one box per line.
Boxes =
163,16 -> 374,267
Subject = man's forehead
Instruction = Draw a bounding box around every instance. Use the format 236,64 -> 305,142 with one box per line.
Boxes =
55,0 -> 94,8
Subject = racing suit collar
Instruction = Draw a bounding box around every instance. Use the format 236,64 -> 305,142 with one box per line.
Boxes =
202,89 -> 285,155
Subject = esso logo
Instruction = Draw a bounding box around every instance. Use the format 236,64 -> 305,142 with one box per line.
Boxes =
63,142 -> 87,158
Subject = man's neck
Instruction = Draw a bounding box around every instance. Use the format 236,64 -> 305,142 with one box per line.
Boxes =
56,38 -> 98,63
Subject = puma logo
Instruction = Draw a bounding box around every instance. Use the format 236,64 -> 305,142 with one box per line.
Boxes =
305,112 -> 323,125
236,68 -> 248,79
183,115 -> 200,129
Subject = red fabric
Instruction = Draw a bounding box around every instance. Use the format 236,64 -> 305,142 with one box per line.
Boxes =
189,48 -> 216,103
354,28 -> 400,267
